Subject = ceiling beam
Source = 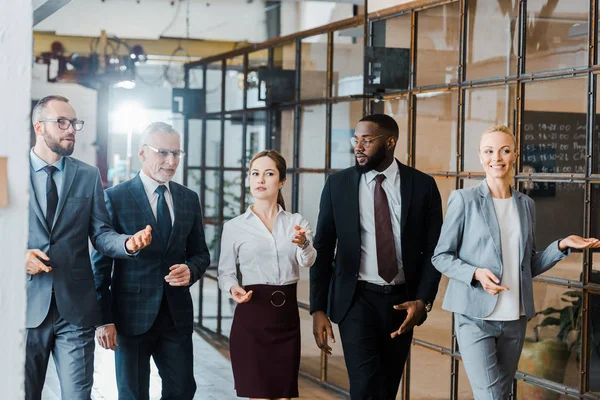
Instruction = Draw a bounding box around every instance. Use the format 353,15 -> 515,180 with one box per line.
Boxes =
33,0 -> 72,27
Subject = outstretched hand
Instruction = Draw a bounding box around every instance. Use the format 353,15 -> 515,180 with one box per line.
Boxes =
558,235 -> 600,252
126,225 -> 152,253
391,300 -> 426,338
230,285 -> 253,304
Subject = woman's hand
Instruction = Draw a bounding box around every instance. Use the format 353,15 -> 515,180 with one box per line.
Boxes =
230,285 -> 253,304
292,225 -> 307,248
558,235 -> 600,252
474,268 -> 509,295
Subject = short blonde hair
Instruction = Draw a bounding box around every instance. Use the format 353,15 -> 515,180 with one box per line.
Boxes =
480,125 -> 517,151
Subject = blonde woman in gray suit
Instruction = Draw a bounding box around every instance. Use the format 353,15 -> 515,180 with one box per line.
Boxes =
431,125 -> 600,400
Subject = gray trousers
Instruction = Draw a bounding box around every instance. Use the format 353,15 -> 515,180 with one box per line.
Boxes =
25,295 -> 95,400
455,313 -> 527,400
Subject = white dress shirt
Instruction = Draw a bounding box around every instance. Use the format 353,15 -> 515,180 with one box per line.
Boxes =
484,197 -> 522,321
358,160 -> 406,285
217,205 -> 317,296
29,148 -> 65,227
139,170 -> 175,225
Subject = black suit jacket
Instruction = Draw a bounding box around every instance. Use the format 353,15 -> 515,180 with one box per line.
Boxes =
309,160 -> 443,324
91,174 -> 210,336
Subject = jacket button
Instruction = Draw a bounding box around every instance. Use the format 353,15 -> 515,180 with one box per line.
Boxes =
50,240 -> 56,246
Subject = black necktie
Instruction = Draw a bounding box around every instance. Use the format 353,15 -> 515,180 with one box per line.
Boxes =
43,165 -> 58,230
156,185 -> 172,243
374,174 -> 397,283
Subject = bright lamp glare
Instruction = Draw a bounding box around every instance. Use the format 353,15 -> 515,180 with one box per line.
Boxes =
112,102 -> 148,134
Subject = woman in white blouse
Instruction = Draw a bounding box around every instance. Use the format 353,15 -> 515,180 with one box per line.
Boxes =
217,149 -> 316,400
432,125 -> 599,399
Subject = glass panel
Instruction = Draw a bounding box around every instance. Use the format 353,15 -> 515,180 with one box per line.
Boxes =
187,170 -> 201,197
223,116 -> 243,168
333,27 -> 364,97
589,292 -> 600,393
464,85 -> 516,172
415,91 -> 458,172
378,97 -> 410,165
205,118 -> 221,167
187,119 -> 203,167
246,111 -> 268,160
280,109 -> 296,167
247,50 -> 269,109
594,77 -> 600,174
298,173 -> 325,235
522,78 -> 588,174
204,170 -> 221,219
517,381 -> 572,400
300,105 -> 326,169
225,56 -> 244,111
205,62 -> 223,113
518,181 -> 584,281
526,0 -> 588,74
223,171 -> 243,219
281,173 -> 293,213
331,101 -> 362,170
190,280 -> 200,324
466,0 -> 518,80
435,176 -> 457,218
188,67 -> 203,89
410,346 -> 451,399
519,285 -> 582,391
301,35 -> 328,100
200,273 -> 219,332
204,223 -> 219,264
416,3 -> 460,87
375,13 -> 411,49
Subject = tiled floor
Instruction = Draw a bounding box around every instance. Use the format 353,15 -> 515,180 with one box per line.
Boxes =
41,330 -> 346,400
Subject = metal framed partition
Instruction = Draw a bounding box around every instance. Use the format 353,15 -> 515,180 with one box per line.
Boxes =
183,1 -> 600,398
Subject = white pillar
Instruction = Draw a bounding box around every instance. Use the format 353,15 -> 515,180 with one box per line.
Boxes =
0,0 -> 32,397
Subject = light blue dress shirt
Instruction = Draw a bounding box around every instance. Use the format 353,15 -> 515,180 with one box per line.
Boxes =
30,148 -> 65,226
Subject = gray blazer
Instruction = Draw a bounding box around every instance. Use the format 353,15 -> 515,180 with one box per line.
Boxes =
27,157 -> 130,328
431,181 -> 566,319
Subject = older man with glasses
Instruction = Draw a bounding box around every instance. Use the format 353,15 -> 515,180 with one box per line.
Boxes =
25,95 -> 153,400
92,122 -> 210,400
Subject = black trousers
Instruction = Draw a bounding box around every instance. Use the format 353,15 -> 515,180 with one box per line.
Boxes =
338,283 -> 413,400
115,295 -> 196,400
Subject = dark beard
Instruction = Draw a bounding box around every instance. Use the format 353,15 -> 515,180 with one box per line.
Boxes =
355,145 -> 387,173
44,133 -> 74,156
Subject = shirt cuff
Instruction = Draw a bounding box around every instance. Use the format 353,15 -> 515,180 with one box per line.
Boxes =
96,323 -> 115,329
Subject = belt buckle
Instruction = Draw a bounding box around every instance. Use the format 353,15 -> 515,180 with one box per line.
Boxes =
383,285 -> 393,294
270,290 -> 286,307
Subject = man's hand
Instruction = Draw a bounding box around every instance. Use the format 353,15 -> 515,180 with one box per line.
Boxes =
230,285 -> 253,304
312,311 -> 335,355
126,225 -> 152,253
96,325 -> 118,351
474,268 -> 509,295
391,300 -> 426,338
26,249 -> 52,275
165,264 -> 191,286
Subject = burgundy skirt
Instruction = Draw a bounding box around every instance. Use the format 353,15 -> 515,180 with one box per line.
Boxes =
229,283 -> 300,398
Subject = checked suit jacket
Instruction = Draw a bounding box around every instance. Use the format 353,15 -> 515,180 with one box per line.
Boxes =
91,174 -> 210,336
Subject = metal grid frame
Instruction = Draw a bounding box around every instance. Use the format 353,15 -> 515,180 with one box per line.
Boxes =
183,1 -> 600,398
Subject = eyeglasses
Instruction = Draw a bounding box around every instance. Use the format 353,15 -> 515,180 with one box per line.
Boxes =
38,118 -> 85,131
144,144 -> 186,159
350,134 -> 386,148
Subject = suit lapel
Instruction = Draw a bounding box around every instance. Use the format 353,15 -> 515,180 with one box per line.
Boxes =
29,167 -> 49,235
398,161 -> 412,233
129,175 -> 164,246
53,157 -> 78,228
166,183 -> 183,251
514,190 -> 528,266
478,181 -> 503,264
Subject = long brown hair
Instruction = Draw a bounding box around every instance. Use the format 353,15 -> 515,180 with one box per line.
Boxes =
249,150 -> 287,210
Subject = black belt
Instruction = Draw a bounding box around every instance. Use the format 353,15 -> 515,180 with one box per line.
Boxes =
357,281 -> 406,295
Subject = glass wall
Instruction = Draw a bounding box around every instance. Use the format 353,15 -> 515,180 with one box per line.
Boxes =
183,1 -> 600,398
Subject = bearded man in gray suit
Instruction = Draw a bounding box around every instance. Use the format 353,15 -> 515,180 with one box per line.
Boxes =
24,95 -> 152,400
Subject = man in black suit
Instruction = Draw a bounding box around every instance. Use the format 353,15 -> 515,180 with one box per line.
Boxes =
91,122 -> 210,400
310,114 -> 443,399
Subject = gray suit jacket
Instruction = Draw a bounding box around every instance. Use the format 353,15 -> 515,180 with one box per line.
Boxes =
27,157 -> 130,328
431,180 -> 566,319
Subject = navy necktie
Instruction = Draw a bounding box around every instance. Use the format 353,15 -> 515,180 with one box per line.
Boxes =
156,185 -> 172,243
43,165 -> 58,230
374,174 -> 397,283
